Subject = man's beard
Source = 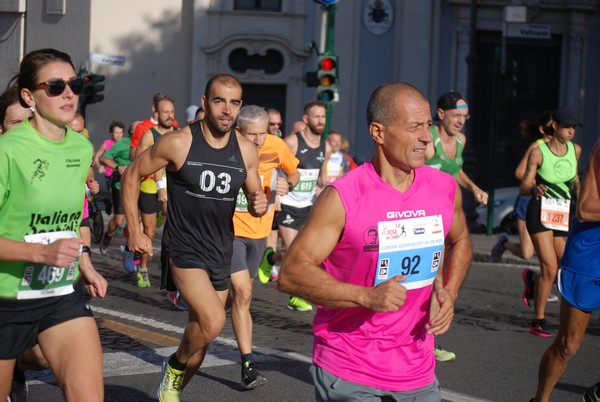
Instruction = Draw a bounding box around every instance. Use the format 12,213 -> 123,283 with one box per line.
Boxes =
308,122 -> 325,136
206,114 -> 233,136
158,119 -> 173,131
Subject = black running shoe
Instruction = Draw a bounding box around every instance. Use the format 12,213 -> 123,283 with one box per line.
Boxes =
99,232 -> 112,255
241,361 -> 267,390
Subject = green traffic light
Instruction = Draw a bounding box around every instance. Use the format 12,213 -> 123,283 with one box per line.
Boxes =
317,90 -> 335,102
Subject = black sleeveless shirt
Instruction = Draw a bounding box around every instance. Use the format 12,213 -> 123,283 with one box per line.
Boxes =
165,121 -> 246,269
296,132 -> 326,170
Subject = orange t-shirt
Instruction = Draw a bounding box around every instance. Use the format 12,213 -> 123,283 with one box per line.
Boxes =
233,135 -> 299,239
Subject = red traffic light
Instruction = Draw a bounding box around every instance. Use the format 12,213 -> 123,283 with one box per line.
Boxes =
320,57 -> 335,71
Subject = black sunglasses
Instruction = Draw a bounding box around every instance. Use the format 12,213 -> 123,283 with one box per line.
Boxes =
35,78 -> 84,97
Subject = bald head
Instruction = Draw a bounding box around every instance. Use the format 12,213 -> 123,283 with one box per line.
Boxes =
204,74 -> 242,98
367,82 -> 428,126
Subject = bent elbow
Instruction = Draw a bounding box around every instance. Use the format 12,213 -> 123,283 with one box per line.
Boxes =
277,265 -> 294,293
277,275 -> 290,293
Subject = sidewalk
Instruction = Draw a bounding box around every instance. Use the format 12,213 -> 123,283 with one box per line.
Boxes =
471,232 -> 538,267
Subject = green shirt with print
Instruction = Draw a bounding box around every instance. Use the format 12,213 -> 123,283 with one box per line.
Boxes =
0,119 -> 92,302
102,136 -> 131,190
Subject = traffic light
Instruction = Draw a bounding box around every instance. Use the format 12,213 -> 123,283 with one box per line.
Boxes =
77,68 -> 105,106
77,67 -> 93,111
89,74 -> 105,104
304,70 -> 319,87
316,54 -> 338,103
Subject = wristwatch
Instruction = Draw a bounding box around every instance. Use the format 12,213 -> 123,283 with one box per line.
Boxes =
288,182 -> 295,192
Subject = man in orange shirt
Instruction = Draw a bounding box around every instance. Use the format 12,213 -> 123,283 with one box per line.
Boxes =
230,105 -> 299,389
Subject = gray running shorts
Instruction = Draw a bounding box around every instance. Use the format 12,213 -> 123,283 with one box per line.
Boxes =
311,364 -> 440,402
231,237 -> 266,278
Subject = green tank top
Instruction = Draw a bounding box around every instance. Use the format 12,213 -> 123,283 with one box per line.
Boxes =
536,141 -> 577,199
425,125 -> 464,177
0,119 -> 93,301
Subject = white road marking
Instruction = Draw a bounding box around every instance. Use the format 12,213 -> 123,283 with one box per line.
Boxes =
28,306 -> 491,401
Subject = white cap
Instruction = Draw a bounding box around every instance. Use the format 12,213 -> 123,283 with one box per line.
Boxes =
186,105 -> 199,122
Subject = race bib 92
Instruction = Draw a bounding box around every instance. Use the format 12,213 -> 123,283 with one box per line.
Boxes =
374,215 -> 444,290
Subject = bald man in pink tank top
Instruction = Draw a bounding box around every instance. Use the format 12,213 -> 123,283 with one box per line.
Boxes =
279,82 -> 472,401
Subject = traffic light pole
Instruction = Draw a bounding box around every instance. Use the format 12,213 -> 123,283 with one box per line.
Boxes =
323,4 -> 336,138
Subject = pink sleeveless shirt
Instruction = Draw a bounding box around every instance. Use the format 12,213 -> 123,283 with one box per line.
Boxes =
102,138 -> 116,177
314,162 -> 456,391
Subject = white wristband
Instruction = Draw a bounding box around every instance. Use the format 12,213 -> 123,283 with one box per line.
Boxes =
156,178 -> 167,190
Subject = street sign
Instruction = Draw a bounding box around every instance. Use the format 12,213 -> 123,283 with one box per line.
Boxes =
503,6 -> 527,23
90,53 -> 126,66
506,23 -> 551,39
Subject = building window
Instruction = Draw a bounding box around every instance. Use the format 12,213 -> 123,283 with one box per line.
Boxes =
229,48 -> 284,74
234,0 -> 281,12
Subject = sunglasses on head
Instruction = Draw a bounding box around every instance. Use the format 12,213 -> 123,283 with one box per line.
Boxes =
35,78 -> 84,97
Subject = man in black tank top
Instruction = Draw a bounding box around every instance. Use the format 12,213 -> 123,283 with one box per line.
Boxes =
273,101 -> 332,312
121,74 -> 267,401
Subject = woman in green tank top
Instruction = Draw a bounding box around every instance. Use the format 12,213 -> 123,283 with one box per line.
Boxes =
0,49 -> 106,402
518,107 -> 582,338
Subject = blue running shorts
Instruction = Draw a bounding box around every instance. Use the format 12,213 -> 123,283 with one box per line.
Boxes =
513,195 -> 531,221
558,268 -> 600,313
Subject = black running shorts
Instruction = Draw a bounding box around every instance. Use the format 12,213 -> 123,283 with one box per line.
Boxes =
0,282 -> 93,359
138,191 -> 162,215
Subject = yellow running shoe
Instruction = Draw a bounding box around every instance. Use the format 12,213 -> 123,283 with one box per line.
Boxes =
137,270 -> 151,288
157,359 -> 185,402
257,247 -> 274,285
287,296 -> 313,311
434,344 -> 456,362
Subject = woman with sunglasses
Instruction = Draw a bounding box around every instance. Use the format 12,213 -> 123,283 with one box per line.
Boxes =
0,48 -> 107,402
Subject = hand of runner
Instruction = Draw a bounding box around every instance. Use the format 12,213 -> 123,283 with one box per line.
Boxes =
41,238 -> 84,268
275,176 -> 288,196
532,184 -> 548,200
80,259 -> 109,298
128,232 -> 153,256
87,178 -> 100,194
426,287 -> 455,336
474,189 -> 488,205
364,275 -> 407,312
248,190 -> 268,216
157,188 -> 168,204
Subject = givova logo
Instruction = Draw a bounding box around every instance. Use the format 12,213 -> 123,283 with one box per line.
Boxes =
386,210 -> 426,219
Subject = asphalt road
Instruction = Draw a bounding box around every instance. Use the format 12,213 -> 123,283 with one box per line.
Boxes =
22,228 -> 600,402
